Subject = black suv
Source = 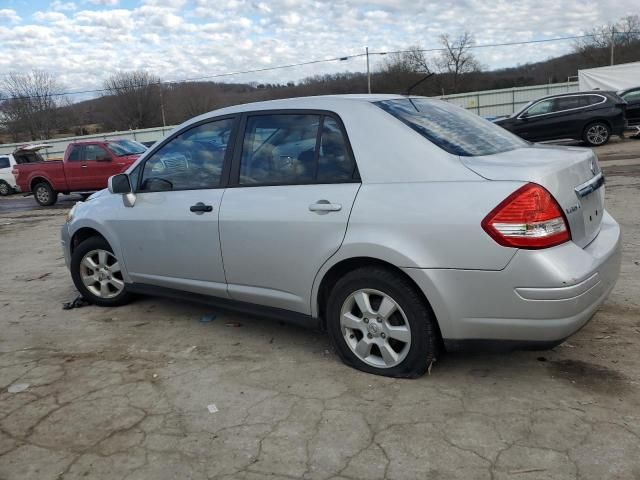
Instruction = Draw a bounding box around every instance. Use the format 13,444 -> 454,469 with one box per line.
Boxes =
494,91 -> 627,146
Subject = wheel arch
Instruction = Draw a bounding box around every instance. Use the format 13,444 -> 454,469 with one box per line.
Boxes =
583,118 -> 612,133
30,176 -> 52,192
70,227 -> 108,254
314,256 -> 443,340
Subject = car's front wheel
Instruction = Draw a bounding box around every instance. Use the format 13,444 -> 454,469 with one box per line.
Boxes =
326,267 -> 440,378
583,122 -> 611,146
70,236 -> 133,307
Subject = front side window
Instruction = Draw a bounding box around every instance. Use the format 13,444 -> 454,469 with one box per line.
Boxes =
377,98 -> 527,157
525,99 -> 555,116
622,90 -> 640,102
84,145 -> 110,161
139,118 -> 234,192
0,157 -> 10,169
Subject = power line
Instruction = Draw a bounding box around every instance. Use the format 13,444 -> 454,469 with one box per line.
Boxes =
1,31 -> 638,101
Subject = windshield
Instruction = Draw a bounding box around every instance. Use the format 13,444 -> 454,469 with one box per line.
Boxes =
108,140 -> 147,156
376,98 -> 527,156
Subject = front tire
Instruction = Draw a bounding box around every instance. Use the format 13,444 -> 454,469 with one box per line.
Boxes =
583,122 -> 610,146
0,181 -> 13,196
326,267 -> 440,378
70,236 -> 133,307
33,182 -> 58,206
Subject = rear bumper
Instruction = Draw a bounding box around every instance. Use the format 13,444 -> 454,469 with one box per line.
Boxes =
403,210 -> 621,348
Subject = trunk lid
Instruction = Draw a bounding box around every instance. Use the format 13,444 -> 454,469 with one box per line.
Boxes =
461,144 -> 604,248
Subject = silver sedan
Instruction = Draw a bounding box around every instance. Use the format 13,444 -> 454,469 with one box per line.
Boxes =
61,95 -> 621,378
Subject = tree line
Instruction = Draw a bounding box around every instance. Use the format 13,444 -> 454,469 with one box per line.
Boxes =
1,15 -> 638,143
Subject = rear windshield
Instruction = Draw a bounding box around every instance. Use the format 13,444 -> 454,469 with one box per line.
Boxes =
376,98 -> 527,156
108,140 -> 147,156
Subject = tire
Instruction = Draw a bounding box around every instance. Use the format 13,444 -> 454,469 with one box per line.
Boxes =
583,122 -> 610,147
70,236 -> 133,307
0,181 -> 13,196
33,182 -> 58,206
326,266 -> 440,378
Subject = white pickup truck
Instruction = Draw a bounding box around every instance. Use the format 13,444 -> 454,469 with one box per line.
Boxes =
0,144 -> 51,196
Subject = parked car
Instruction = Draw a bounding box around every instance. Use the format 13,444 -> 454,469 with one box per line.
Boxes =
61,95 -> 621,378
618,86 -> 640,126
13,139 -> 146,206
494,91 -> 627,146
0,144 -> 52,196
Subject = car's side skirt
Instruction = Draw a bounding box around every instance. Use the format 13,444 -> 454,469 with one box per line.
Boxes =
127,283 -> 321,330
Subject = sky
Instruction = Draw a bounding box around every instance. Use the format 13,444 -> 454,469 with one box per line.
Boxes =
0,0 -> 637,100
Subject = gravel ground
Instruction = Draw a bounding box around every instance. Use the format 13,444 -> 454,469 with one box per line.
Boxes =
0,140 -> 639,480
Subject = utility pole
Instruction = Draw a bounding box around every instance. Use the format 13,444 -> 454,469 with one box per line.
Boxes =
158,81 -> 166,127
366,46 -> 371,94
610,26 -> 615,66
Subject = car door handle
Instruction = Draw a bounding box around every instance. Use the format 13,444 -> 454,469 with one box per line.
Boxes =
309,200 -> 342,213
81,164 -> 88,168
190,202 -> 213,213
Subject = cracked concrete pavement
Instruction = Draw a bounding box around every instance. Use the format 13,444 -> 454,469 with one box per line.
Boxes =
0,145 -> 639,479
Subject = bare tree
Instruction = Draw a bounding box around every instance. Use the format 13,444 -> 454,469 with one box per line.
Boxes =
102,70 -> 162,130
381,46 -> 432,74
0,70 -> 64,140
575,15 -> 640,65
436,32 -> 481,93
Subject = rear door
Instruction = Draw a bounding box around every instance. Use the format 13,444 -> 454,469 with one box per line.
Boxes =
63,145 -> 86,190
110,117 -> 237,296
219,111 -> 360,314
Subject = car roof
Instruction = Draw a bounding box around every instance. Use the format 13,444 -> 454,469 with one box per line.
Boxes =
182,94 -> 422,128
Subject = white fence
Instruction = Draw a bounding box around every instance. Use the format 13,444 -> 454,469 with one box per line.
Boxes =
442,81 -> 579,117
0,81 -> 580,158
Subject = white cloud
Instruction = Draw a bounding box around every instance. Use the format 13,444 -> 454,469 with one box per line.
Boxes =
0,9 -> 21,23
0,0 -> 637,98
87,0 -> 120,6
51,1 -> 77,11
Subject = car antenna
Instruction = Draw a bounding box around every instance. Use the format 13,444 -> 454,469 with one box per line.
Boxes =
405,72 -> 435,97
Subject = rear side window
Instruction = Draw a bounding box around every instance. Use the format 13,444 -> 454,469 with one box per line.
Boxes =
377,98 -> 527,157
555,96 -> 585,110
67,146 -> 82,161
239,114 -> 356,185
0,157 -> 9,169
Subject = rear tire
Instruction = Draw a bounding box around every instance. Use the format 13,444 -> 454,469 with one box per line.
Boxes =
326,266 -> 440,378
33,182 -> 58,206
583,122 -> 610,146
0,181 -> 13,196
70,236 -> 133,307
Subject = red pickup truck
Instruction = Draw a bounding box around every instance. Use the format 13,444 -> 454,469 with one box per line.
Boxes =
13,139 -> 146,206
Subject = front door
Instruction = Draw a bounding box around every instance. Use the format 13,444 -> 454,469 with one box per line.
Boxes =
219,112 -> 360,314
111,117 -> 237,297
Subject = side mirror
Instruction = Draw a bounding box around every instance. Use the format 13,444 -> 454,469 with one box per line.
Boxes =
108,174 -> 131,194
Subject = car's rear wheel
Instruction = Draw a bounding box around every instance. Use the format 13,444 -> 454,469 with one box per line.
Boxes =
0,181 -> 13,196
583,122 -> 610,146
70,236 -> 133,307
326,266 -> 440,378
33,182 -> 58,206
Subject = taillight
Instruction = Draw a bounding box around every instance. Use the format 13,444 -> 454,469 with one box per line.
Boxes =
482,183 -> 570,249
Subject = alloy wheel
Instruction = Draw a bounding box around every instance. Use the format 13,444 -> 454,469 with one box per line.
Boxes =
340,289 -> 411,368
79,249 -> 125,299
35,186 -> 50,204
586,124 -> 608,145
